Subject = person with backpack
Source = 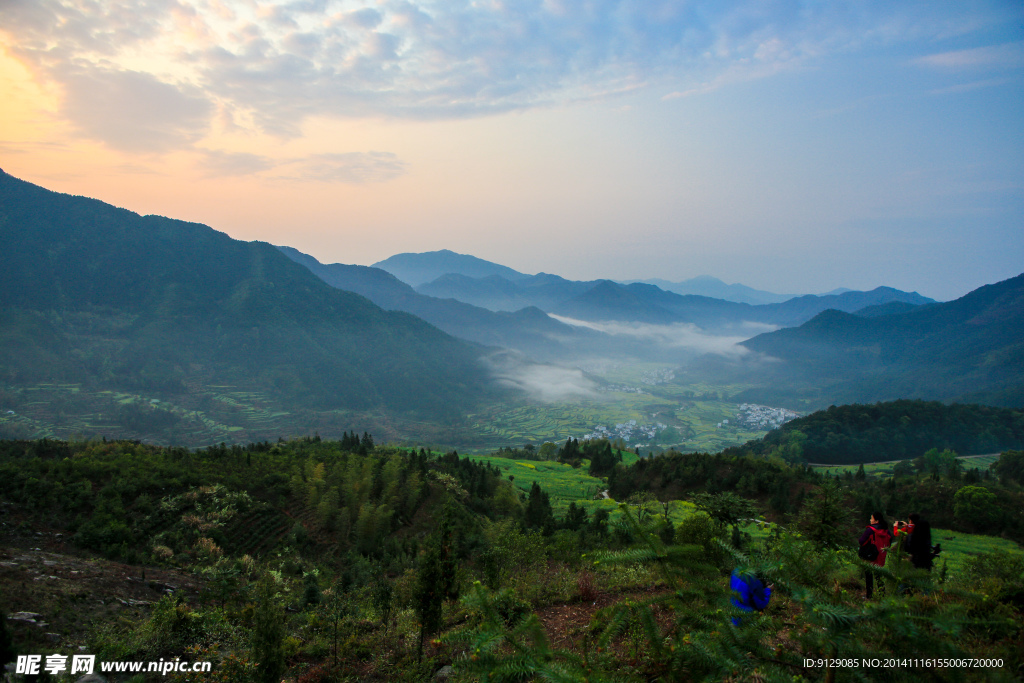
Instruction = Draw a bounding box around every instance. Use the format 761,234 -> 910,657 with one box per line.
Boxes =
858,512 -> 891,599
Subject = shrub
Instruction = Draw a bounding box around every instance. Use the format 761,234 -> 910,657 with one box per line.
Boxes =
675,512 -> 729,570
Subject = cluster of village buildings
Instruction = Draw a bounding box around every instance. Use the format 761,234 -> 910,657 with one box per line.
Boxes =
726,403 -> 800,430
640,368 -> 676,385
596,384 -> 647,394
582,419 -> 668,444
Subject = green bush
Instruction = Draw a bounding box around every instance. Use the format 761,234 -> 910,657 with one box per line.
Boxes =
674,511 -> 729,570
957,550 -> 1024,609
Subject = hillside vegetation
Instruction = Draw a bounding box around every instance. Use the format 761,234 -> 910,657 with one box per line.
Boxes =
733,274 -> 1024,409
738,400 -> 1024,465
2,436 -> 1023,682
0,170 -> 498,418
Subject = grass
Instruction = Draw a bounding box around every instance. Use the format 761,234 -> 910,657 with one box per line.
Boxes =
467,454 -> 607,513
811,453 -> 1003,478
738,520 -> 1022,580
470,446 -> 1023,581
930,527 -> 1022,574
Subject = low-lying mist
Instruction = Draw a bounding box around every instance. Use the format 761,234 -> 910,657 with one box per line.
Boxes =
480,350 -> 598,402
547,314 -> 767,359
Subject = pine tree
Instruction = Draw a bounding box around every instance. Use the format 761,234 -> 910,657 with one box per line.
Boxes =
524,482 -> 555,535
562,501 -> 588,531
415,500 -> 460,659
252,576 -> 287,683
796,478 -> 853,547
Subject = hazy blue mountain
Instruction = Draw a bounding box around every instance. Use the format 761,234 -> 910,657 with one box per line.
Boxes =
372,249 -> 530,287
730,273 -> 1024,408
552,280 -> 680,324
277,246 -> 598,361
392,250 -> 934,332
0,170 -> 499,415
412,261 -> 934,331
416,273 -> 533,311
522,277 -> 932,332
854,301 -> 926,318
417,271 -> 595,312
760,287 -> 935,327
623,276 -> 795,305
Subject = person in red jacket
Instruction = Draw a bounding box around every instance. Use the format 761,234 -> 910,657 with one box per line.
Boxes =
893,519 -> 914,539
859,512 -> 892,599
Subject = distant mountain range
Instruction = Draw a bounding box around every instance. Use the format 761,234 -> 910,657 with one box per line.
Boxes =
405,261 -> 933,332
3,167 -> 1018,446
0,170 -> 499,416
622,276 -> 796,305
278,246 -> 602,362
283,247 -> 943,366
372,249 -> 531,287
377,249 -> 890,308
704,273 -> 1024,409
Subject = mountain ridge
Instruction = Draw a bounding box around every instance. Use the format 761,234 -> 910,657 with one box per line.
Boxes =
372,248 -> 530,287
732,272 -> 1024,408
0,169 -> 499,416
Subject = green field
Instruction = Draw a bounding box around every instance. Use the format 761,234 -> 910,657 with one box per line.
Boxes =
0,382 -> 301,446
466,446 -> 1023,579
0,363 -> 789,453
462,363 -> 779,453
811,453 -> 1003,478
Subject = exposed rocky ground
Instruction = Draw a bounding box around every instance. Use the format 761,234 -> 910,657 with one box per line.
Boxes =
1,504 -> 202,667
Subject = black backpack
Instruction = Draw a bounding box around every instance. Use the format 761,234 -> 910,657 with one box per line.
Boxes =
859,526 -> 889,562
858,536 -> 879,562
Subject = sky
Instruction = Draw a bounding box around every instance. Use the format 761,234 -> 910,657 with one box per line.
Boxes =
1,0 -> 1022,301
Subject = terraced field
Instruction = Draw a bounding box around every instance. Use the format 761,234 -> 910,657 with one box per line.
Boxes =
811,453 -> 1003,478
739,521 -> 1023,576
462,365 -> 779,453
0,364 -> 785,453
222,505 -> 294,557
0,382 -> 297,447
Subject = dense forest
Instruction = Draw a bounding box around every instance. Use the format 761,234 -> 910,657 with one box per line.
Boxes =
2,435 -> 1023,682
737,400 -> 1024,465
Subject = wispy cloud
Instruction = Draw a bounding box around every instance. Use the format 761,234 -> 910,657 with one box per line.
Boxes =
914,42 -> 1024,70
927,78 -> 1011,95
192,149 -> 408,181
0,140 -> 72,155
549,315 -> 752,357
3,0 -> 992,152
198,149 -> 277,177
281,152 -> 408,183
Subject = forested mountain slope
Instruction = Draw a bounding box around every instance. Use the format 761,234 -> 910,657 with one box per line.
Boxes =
738,400 -> 1024,464
736,273 -> 1024,408
0,170 -> 498,415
